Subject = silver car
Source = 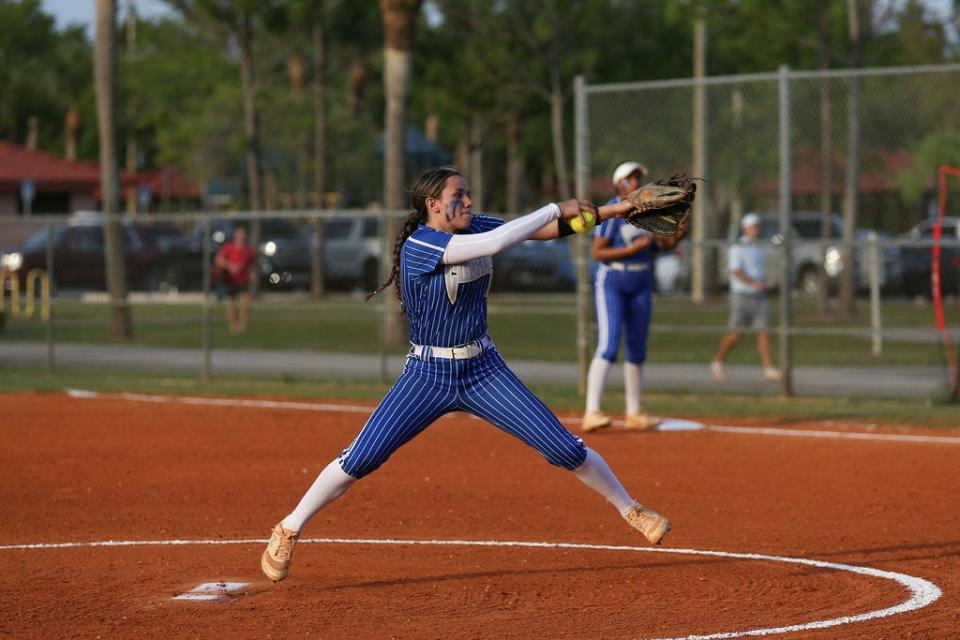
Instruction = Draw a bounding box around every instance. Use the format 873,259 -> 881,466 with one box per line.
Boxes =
720,212 -> 901,295
321,215 -> 382,291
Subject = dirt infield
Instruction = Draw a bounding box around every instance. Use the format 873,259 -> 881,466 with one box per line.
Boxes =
1,391 -> 958,639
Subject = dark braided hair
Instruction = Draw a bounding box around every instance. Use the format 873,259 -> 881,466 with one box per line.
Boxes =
367,166 -> 462,307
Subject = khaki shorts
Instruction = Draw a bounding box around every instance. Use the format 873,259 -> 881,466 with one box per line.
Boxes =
729,293 -> 770,331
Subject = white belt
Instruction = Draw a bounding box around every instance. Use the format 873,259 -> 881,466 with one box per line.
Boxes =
607,262 -> 650,272
409,335 -> 493,360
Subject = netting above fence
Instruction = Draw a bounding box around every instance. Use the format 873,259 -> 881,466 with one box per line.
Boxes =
584,64 -> 960,240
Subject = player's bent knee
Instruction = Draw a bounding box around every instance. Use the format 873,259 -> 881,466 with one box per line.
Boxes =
338,453 -> 386,479
545,440 -> 588,470
596,349 -> 618,363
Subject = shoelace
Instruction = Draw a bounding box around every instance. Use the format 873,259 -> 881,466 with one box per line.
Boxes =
271,532 -> 296,560
630,506 -> 654,528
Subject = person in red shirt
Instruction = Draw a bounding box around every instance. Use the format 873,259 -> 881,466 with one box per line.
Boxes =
214,226 -> 257,334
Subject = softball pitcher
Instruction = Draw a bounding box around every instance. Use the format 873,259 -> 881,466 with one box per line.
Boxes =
261,167 -> 671,582
582,162 -> 686,433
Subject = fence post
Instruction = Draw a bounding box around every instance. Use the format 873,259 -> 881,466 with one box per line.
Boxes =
778,64 -> 794,397
574,74 -> 591,395
691,17 -> 708,304
311,212 -> 325,299
378,208 -> 388,385
201,217 -> 212,382
868,231 -> 882,356
45,222 -> 55,375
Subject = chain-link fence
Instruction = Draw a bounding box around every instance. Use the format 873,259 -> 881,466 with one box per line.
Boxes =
0,210 -> 584,385
577,63 -> 960,397
3,64 -> 960,398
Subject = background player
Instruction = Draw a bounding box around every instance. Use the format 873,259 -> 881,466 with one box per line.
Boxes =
711,213 -> 781,383
214,225 -> 257,335
582,162 -> 687,433
261,166 -> 671,582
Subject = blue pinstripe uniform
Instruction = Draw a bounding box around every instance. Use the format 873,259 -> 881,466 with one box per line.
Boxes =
594,196 -> 656,364
338,215 -> 587,479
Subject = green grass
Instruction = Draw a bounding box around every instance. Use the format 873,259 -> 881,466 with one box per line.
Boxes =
1,293 -> 951,367
3,366 -> 959,429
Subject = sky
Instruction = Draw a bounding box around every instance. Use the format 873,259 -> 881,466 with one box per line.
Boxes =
41,0 -> 173,36
40,0 -> 957,40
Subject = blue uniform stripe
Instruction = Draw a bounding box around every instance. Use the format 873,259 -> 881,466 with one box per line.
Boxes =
340,363 -> 456,477
622,283 -> 651,363
462,366 -> 586,470
594,266 -> 653,364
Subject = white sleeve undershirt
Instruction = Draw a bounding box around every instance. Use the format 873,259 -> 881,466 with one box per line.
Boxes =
441,203 -> 561,265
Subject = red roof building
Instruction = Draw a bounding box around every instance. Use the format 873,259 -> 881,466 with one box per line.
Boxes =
754,146 -> 914,196
0,140 -> 101,216
134,166 -> 202,207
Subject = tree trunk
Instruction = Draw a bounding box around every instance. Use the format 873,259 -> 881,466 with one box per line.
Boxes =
25,116 -> 38,150
380,0 -> 422,346
730,88 -> 744,258
839,0 -> 862,319
469,117 -> 484,211
382,49 -> 409,213
124,1 -> 137,215
65,107 -> 81,160
549,66 -> 570,200
381,44 -> 410,345
94,0 -> 132,340
454,136 -> 469,175
237,11 -> 261,297
311,9 -> 327,299
238,13 -> 261,212
506,111 -> 523,214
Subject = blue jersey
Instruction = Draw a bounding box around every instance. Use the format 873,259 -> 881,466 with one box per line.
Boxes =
401,214 -> 503,347
595,195 -> 655,270
337,212 -> 587,479
592,196 -> 655,364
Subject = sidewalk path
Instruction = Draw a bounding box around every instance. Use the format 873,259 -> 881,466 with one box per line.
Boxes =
2,341 -> 943,398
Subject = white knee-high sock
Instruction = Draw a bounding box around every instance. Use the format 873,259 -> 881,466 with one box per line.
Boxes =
281,459 -> 356,532
573,447 -> 635,515
585,356 -> 612,413
624,362 -> 643,415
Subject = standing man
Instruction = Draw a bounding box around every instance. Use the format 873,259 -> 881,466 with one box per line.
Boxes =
711,213 -> 781,383
581,161 -> 686,433
214,225 -> 257,334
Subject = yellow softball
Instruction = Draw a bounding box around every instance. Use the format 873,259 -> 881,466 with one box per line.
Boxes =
570,210 -> 597,234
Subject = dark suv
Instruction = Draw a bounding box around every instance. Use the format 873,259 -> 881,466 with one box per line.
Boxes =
2,216 -> 179,291
900,217 -> 960,297
159,218 -> 313,291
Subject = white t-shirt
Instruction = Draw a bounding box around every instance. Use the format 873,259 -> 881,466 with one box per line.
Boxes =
728,237 -> 765,295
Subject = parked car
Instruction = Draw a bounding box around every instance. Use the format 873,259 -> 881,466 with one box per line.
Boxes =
160,218 -> 313,291
652,243 -> 689,294
493,239 -> 576,292
719,212 -> 901,295
321,215 -> 382,291
0,212 -> 179,291
899,216 -> 960,297
491,236 -> 685,294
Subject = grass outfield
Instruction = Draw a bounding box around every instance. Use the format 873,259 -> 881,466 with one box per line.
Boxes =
3,366 -> 958,429
0,294 -> 952,367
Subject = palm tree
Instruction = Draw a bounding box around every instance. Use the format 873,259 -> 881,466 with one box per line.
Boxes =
379,0 -> 423,345
95,0 -> 132,339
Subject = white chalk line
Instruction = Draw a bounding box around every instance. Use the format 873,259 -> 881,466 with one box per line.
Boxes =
65,389 -> 960,445
0,535 -> 941,640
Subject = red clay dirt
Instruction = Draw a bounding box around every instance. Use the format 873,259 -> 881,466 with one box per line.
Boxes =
0,391 -> 957,639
